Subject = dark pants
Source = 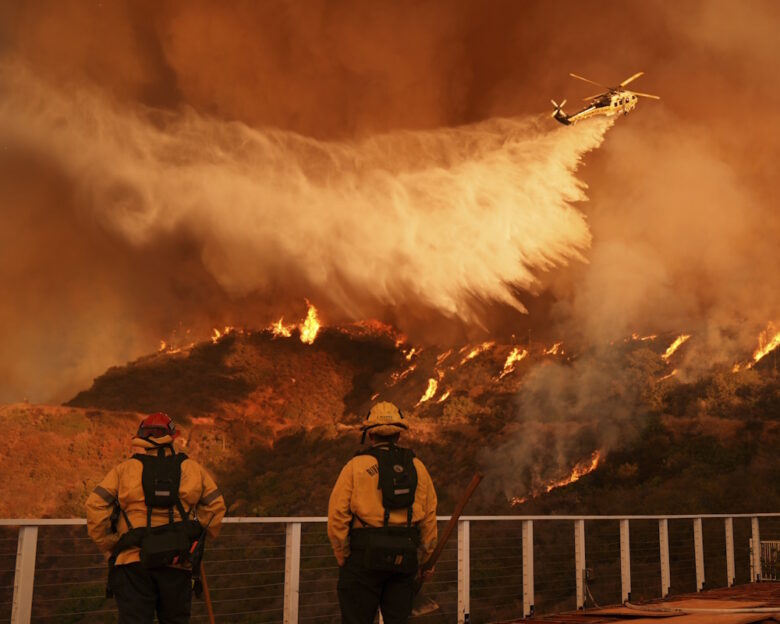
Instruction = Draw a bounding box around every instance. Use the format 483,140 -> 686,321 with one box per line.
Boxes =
337,552 -> 416,624
109,563 -> 192,624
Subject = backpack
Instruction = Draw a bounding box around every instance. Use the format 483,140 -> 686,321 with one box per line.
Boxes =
352,444 -> 421,574
110,448 -> 200,570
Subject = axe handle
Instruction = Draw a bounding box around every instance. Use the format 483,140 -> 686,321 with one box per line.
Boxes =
421,472 -> 483,573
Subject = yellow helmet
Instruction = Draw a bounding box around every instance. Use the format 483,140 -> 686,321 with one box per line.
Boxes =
361,401 -> 408,441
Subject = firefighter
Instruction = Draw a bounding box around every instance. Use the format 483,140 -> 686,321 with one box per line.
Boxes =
328,402 -> 438,624
86,413 -> 226,624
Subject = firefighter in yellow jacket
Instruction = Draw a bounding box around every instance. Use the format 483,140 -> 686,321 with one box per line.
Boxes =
328,402 -> 437,624
86,413 -> 226,624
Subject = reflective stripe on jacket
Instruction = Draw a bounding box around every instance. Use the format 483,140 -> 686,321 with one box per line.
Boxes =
85,436 -> 226,565
327,445 -> 438,564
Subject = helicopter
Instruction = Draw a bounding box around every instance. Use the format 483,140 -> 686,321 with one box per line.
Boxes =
551,71 -> 659,125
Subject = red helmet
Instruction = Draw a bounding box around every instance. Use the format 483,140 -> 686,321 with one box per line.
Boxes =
136,412 -> 179,440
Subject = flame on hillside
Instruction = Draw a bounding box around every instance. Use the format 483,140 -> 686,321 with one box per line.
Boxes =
751,324 -> 780,366
437,389 -> 451,403
389,364 -> 417,386
662,334 -> 691,361
499,347 -> 528,379
658,369 -> 678,382
299,302 -> 321,344
271,318 -> 293,338
630,332 -> 657,342
511,450 -> 603,506
211,326 -> 235,344
436,350 -> 453,367
416,378 -> 438,406
460,342 -> 495,365
544,342 -> 563,355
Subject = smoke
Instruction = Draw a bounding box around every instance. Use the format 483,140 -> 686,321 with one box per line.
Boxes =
0,63 -> 611,402
1,0 -> 779,435
483,345 -> 664,500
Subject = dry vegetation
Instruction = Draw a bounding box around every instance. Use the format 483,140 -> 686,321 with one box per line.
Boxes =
0,328 -> 776,519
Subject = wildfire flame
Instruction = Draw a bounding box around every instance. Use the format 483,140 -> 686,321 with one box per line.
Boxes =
405,347 -> 419,361
499,347 -> 528,379
389,363 -> 417,386
270,318 -> 293,338
511,450 -> 602,506
437,390 -> 451,403
751,324 -> 780,366
158,340 -> 167,352
416,378 -> 438,406
436,349 -> 453,367
544,342 -> 563,355
299,302 -> 321,345
662,334 -> 691,362
459,341 -> 495,365
211,326 -> 235,344
658,369 -> 678,382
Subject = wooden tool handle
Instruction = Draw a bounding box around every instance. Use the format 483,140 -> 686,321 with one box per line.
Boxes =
200,563 -> 216,624
421,472 -> 484,572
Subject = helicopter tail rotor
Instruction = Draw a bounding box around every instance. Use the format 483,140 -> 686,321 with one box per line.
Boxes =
550,99 -> 567,116
551,99 -> 570,125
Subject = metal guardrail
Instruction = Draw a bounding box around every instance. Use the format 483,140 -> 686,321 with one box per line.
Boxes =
1,513 -> 778,623
751,539 -> 780,581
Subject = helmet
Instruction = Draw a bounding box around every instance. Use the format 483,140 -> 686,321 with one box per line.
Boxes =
361,402 -> 407,442
136,412 -> 179,440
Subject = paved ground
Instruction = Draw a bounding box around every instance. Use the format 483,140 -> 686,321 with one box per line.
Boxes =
509,583 -> 780,623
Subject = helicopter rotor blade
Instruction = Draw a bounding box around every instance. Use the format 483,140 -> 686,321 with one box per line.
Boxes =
632,91 -> 661,100
620,71 -> 644,87
569,73 -> 609,89
582,92 -> 605,101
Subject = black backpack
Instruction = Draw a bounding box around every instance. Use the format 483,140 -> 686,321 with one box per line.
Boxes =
353,444 -> 421,574
110,449 -> 200,570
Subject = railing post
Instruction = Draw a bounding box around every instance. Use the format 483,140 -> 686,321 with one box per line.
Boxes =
11,526 -> 38,624
574,519 -> 585,609
725,517 -> 735,587
284,521 -> 301,624
522,520 -> 534,618
457,520 -> 470,624
693,517 -> 705,591
659,518 -> 670,598
751,517 -> 761,582
619,519 -> 631,604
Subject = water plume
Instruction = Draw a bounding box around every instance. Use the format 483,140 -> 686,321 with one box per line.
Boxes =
1,63 -> 610,325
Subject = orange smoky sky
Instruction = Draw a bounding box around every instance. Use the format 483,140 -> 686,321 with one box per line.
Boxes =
1,0 -> 779,403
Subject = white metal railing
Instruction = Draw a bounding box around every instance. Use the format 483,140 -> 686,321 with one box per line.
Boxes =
1,513 -> 778,624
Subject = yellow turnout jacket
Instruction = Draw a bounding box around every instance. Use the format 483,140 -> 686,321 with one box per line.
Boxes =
327,444 -> 438,564
86,436 -> 226,565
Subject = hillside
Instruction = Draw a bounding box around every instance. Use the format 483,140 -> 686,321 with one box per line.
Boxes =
1,323 -> 778,518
